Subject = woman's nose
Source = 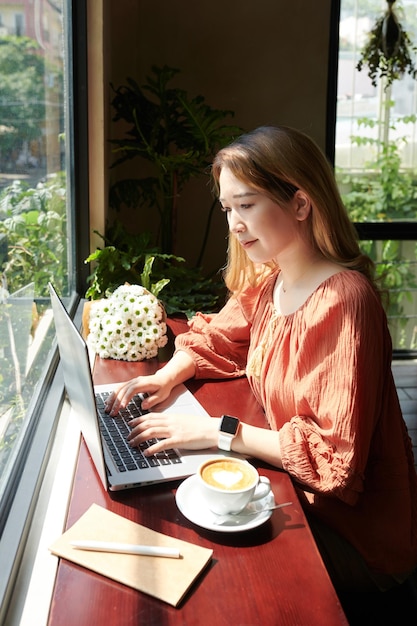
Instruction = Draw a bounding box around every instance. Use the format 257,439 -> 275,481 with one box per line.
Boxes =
228,211 -> 245,234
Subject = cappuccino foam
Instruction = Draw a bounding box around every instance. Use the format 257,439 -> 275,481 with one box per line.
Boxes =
201,460 -> 255,491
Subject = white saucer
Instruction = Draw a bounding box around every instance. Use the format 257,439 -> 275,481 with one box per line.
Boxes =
175,474 -> 275,533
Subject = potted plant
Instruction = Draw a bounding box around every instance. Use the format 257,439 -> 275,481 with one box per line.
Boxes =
356,0 -> 417,88
109,64 -> 241,256
85,221 -> 227,317
86,65 -> 240,317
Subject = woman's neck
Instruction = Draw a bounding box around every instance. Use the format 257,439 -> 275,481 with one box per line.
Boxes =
277,251 -> 324,292
273,255 -> 343,314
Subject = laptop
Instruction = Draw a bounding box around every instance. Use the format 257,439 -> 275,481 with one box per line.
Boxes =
48,283 -> 238,491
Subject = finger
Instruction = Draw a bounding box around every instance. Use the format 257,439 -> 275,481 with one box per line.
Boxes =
142,439 -> 174,456
128,429 -> 171,449
104,389 -> 124,414
140,394 -> 155,410
104,391 -> 115,413
127,419 -> 172,446
106,389 -> 127,416
127,422 -> 169,444
106,382 -> 138,415
140,392 -> 167,411
127,411 -> 161,429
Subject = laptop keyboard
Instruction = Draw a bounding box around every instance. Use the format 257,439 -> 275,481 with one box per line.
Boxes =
95,391 -> 182,472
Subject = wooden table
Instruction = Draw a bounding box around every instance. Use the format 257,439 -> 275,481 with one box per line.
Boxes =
48,319 -> 348,626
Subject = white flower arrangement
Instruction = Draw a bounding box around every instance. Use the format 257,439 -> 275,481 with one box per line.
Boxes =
87,284 -> 168,361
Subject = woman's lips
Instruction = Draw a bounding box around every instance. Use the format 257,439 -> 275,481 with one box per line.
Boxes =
239,239 -> 257,249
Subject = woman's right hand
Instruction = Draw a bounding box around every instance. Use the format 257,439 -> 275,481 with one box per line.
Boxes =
104,349 -> 196,416
104,372 -> 173,416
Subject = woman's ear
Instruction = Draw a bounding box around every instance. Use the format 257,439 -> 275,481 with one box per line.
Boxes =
293,190 -> 312,222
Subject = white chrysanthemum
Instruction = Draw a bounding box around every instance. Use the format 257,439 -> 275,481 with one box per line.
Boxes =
87,285 -> 168,361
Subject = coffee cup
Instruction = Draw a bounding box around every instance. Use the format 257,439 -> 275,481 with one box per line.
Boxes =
197,457 -> 271,515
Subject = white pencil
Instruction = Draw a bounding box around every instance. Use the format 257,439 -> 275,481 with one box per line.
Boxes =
71,540 -> 181,558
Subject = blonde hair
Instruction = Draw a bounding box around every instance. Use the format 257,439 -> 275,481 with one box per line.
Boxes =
212,126 -> 376,294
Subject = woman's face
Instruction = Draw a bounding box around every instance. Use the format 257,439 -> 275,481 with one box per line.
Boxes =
218,167 -> 304,265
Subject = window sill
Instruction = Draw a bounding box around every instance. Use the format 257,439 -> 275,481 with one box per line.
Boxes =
3,399 -> 81,626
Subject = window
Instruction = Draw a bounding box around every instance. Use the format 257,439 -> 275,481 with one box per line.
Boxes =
335,0 -> 417,355
15,14 -> 24,36
0,0 -> 88,616
1,0 -> 67,514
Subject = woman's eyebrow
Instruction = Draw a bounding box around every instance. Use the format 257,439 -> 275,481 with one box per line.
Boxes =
219,191 -> 259,203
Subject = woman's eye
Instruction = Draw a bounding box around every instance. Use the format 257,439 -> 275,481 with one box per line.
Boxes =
219,202 -> 253,212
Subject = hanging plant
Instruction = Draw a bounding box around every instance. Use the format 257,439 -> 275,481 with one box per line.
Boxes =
356,0 -> 417,88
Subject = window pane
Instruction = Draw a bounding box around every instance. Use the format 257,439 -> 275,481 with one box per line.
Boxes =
359,239 -> 417,350
336,0 -> 417,352
336,0 -> 417,181
0,1 -> 70,496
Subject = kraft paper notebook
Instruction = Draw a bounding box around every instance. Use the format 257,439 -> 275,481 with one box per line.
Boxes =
49,503 -> 213,607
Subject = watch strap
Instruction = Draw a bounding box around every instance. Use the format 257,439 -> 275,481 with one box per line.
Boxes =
218,432 -> 233,451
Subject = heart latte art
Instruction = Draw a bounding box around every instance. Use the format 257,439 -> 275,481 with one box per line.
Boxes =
201,460 -> 255,491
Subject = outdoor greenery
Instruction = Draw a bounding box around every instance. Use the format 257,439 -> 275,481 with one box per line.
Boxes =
0,33 -> 66,299
339,114 -> 417,221
0,23 -> 66,483
337,1 -> 417,349
0,36 -> 62,170
0,173 -> 67,472
337,114 -> 417,348
0,175 -> 68,297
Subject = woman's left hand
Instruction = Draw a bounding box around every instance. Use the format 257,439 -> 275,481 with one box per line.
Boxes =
127,412 -> 220,456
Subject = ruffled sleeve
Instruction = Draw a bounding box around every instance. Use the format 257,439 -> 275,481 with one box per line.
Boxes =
174,286 -> 260,379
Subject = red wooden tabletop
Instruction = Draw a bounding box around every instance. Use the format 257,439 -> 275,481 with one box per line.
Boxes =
47,319 -> 348,626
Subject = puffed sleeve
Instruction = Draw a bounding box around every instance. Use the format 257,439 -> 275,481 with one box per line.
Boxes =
174,285 -> 262,379
277,274 -> 392,505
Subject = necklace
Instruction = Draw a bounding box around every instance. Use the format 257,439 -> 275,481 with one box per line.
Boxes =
280,259 -> 321,294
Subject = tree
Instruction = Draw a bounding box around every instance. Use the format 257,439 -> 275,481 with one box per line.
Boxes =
0,36 -> 46,167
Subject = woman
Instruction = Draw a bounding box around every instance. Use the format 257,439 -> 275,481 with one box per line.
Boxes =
105,126 -> 417,596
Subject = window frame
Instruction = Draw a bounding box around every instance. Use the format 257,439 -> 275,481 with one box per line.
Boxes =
0,0 -> 90,619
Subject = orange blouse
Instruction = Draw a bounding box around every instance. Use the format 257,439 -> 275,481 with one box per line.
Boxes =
175,270 -> 417,575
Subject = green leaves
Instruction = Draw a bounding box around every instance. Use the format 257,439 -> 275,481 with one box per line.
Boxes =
109,65 -> 241,253
84,221 -> 224,316
90,66 -> 238,313
357,2 -> 417,88
140,256 -> 170,299
341,115 -> 417,222
84,224 -> 176,301
0,176 -> 67,297
336,111 -> 417,348
0,35 -> 61,149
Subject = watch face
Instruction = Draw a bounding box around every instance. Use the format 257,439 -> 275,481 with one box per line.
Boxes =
221,415 -> 239,435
